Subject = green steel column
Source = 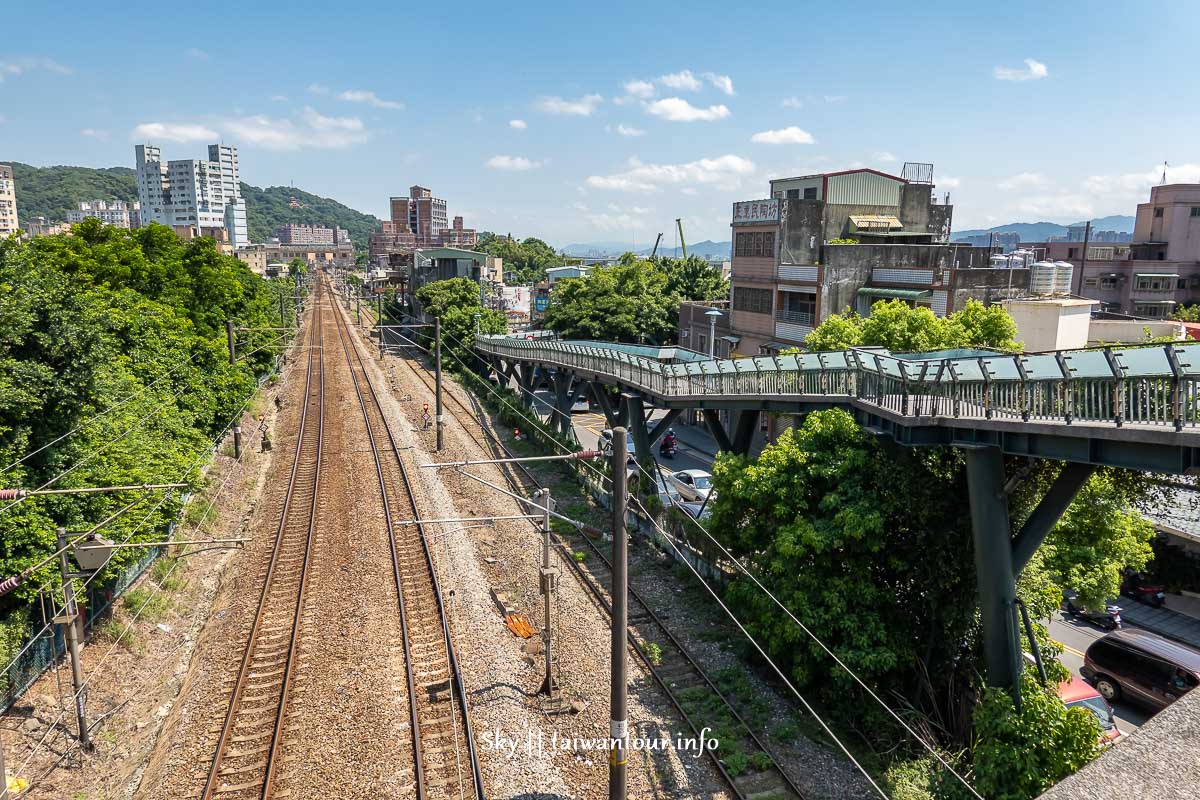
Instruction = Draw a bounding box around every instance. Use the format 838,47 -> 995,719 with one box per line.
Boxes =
965,446 -> 1020,689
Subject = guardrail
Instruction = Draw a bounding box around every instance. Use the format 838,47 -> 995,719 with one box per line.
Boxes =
475,335 -> 1200,430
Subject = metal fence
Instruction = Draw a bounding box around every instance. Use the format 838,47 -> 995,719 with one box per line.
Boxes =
476,335 -> 1200,431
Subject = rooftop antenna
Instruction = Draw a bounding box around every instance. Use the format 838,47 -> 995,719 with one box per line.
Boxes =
1161,161 -> 1169,185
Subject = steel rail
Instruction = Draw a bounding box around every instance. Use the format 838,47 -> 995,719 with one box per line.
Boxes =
200,282 -> 324,800
328,281 -> 485,800
378,309 -> 805,800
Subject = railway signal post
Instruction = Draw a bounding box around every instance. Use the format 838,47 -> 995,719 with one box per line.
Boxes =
55,527 -> 92,752
609,428 -> 628,799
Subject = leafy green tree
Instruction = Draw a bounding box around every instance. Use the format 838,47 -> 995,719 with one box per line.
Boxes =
1171,304 -> 1200,323
659,255 -> 729,301
541,260 -> 678,343
475,233 -> 563,283
971,672 -> 1101,800
805,299 -> 1020,353
413,278 -> 506,367
288,257 -> 307,278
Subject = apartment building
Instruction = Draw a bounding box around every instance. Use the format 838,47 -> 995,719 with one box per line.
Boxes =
369,185 -> 477,262
135,143 -> 248,248
275,223 -> 336,245
1029,184 -> 1200,317
22,216 -> 72,237
67,199 -> 140,228
0,164 -> 18,237
728,163 -> 1026,354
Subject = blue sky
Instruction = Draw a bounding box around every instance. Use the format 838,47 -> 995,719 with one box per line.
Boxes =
2,0 -> 1198,246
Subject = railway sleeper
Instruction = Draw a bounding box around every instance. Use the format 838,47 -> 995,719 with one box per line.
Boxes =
733,767 -> 793,800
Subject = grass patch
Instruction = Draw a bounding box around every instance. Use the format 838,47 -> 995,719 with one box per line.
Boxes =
122,587 -> 171,624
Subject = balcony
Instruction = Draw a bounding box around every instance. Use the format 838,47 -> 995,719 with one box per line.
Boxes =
775,308 -> 814,326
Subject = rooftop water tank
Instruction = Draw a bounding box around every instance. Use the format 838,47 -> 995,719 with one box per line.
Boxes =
1030,261 -> 1073,294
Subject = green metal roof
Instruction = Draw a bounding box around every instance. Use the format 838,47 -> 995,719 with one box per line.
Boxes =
857,287 -> 933,300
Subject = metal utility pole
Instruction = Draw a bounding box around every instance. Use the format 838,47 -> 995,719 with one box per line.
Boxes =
1077,221 -> 1092,296
356,291 -> 361,327
378,293 -> 385,357
55,528 -> 91,752
434,317 -> 445,451
225,320 -> 236,365
537,488 -> 557,697
608,429 -> 628,799
232,424 -> 242,459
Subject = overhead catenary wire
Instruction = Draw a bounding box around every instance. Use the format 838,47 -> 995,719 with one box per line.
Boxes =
420,320 -> 981,798
367,307 -> 889,795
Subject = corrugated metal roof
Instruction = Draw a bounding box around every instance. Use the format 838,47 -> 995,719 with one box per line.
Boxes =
827,171 -> 904,205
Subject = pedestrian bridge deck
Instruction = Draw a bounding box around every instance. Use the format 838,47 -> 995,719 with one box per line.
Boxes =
475,334 -> 1200,473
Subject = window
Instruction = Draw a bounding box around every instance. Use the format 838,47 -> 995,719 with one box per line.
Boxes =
803,187 -> 818,200
1191,207 -> 1200,217
697,333 -> 707,353
1099,277 -> 1119,290
1084,278 -> 1098,288
786,189 -> 799,199
734,231 -> 776,258
732,286 -> 773,314
1134,275 -> 1174,292
1155,207 -> 1164,218
777,291 -> 815,324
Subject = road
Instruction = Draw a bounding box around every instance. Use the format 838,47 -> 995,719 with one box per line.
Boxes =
530,388 -> 1158,733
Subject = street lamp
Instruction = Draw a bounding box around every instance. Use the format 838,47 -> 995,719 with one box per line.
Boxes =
705,307 -> 723,359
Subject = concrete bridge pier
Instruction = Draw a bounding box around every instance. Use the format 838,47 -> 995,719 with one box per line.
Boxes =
965,446 -> 1096,693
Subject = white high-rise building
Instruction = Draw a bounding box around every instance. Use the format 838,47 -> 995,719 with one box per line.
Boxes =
0,164 -> 18,238
135,142 -> 248,248
67,200 -> 141,229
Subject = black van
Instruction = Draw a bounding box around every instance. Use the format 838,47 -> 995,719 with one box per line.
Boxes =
1082,628 -> 1200,711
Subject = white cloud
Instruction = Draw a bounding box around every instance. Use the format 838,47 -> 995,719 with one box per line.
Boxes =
269,94 -> 288,102
339,89 -> 404,110
997,171 -> 1050,190
994,58 -> 1048,81
130,122 -> 219,143
306,83 -> 330,95
938,175 -> 962,189
185,47 -> 209,60
585,154 -> 755,193
644,97 -> 730,122
660,70 -> 702,91
615,124 -> 646,137
537,94 -> 603,116
1082,163 -> 1200,209
0,57 -> 72,82
623,79 -> 656,99
486,155 -> 544,171
781,96 -> 803,109
1016,194 -> 1093,218
875,151 -> 897,163
80,128 -> 109,140
221,107 -> 368,150
702,72 -> 735,96
509,119 -> 528,130
750,126 -> 815,145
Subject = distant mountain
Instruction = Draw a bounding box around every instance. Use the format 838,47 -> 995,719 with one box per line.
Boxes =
562,239 -> 731,259
953,215 -> 1135,243
4,161 -> 382,250
8,162 -> 139,221
240,183 -> 382,250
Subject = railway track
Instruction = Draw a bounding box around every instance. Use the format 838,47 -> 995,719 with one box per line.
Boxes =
365,302 -> 805,800
200,282 -> 325,799
327,280 -> 485,800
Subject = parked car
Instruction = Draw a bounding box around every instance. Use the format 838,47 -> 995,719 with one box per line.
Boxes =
1081,628 -> 1200,711
570,396 -> 591,413
1058,676 -> 1122,743
666,469 -> 713,502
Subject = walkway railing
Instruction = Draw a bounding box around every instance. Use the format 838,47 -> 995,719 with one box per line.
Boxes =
475,335 -> 1200,431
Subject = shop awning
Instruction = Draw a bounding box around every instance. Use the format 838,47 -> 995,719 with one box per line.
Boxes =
719,335 -> 741,344
1135,273 -> 1179,279
850,214 -> 902,230
857,287 -> 933,300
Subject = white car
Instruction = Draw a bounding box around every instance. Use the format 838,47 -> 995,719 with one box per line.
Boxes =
570,396 -> 591,413
599,429 -> 637,459
666,469 -> 713,502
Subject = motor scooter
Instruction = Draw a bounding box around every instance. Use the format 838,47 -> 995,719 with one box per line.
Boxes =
1063,591 -> 1123,630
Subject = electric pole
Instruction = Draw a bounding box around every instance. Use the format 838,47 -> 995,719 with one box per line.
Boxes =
538,488 -> 557,697
56,528 -> 91,752
225,319 -> 236,365
609,429 -> 628,799
434,316 -> 444,451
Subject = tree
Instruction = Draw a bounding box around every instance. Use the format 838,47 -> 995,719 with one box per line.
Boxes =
288,257 -> 307,278
1171,304 -> 1200,323
659,255 -> 729,302
413,278 -> 506,368
541,260 -> 678,343
805,299 -> 1020,353
475,233 -> 563,283
971,672 -> 1101,800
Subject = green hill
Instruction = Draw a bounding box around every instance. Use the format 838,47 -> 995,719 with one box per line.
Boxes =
239,183 -> 381,250
7,162 -> 139,221
4,162 -> 382,250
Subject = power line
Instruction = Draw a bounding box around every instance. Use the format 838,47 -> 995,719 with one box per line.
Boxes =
425,322 -> 980,797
